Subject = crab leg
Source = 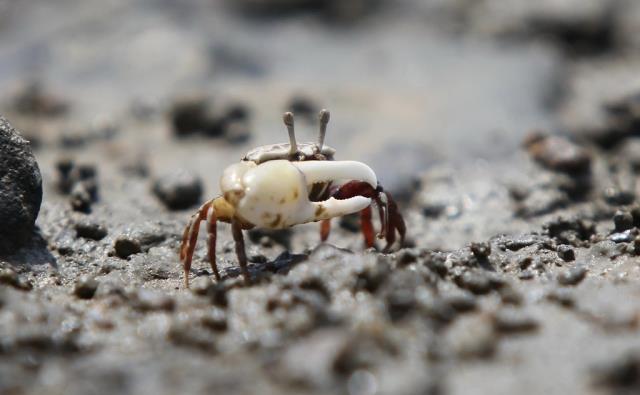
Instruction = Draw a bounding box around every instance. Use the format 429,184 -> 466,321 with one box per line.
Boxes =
320,219 -> 331,242
206,205 -> 220,281
231,218 -> 250,284
180,200 -> 212,288
332,181 -> 406,251
361,206 -> 375,248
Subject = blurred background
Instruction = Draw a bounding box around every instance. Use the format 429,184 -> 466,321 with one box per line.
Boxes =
5,0 -> 638,190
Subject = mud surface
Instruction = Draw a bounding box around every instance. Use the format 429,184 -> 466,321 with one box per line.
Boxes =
2,1 -> 640,394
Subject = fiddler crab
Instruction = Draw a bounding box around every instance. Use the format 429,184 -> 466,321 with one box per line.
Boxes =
180,110 -> 406,287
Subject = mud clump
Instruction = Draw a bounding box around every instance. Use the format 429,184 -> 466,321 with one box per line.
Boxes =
0,116 -> 42,254
152,170 -> 203,210
169,96 -> 251,143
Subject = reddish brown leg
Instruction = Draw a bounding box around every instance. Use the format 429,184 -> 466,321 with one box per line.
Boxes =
320,219 -> 331,242
332,181 -> 406,252
206,205 -> 220,281
180,201 -> 212,288
361,206 -> 375,248
231,218 -> 250,284
386,193 -> 406,250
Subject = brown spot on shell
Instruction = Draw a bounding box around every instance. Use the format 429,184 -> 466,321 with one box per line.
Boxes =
315,204 -> 326,218
269,214 -> 282,228
279,198 -> 286,204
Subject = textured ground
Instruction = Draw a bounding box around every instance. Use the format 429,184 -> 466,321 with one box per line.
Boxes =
2,1 -> 640,394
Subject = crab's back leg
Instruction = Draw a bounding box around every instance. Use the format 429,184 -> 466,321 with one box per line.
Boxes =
231,218 -> 250,284
206,205 -> 220,281
361,206 -> 375,248
320,219 -> 331,242
331,180 -> 406,251
180,201 -> 212,288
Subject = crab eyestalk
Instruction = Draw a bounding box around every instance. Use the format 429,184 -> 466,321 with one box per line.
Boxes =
317,109 -> 330,152
283,112 -> 298,157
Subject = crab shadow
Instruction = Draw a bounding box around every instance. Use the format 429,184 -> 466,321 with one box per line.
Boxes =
219,250 -> 310,281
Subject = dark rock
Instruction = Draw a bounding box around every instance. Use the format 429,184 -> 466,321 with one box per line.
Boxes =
524,133 -> 591,174
556,244 -> 576,262
170,96 -> 219,137
152,170 -> 203,210
0,117 -> 43,254
544,217 -> 596,246
114,237 -> 142,259
492,308 -> 539,334
74,218 -> 108,240
557,266 -> 587,286
518,256 -> 533,270
614,210 -> 634,232
74,275 -> 98,299
396,248 -> 419,267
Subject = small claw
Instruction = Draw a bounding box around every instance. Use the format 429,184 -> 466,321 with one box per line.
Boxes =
292,160 -> 377,190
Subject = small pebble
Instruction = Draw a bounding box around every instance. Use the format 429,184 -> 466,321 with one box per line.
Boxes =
152,170 -> 203,210
75,219 -> 108,240
557,266 -> 587,286
114,237 -> 142,259
74,275 -> 98,299
556,245 -> 575,262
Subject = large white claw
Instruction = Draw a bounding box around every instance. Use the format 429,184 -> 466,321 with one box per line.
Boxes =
292,160 -> 378,189
224,160 -> 374,229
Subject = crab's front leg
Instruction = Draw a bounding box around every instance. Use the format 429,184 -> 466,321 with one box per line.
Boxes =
332,180 -> 406,252
180,200 -> 216,288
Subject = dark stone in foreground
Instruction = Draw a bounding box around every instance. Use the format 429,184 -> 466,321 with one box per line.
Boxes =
152,170 -> 203,210
74,275 -> 99,299
0,116 -> 42,254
